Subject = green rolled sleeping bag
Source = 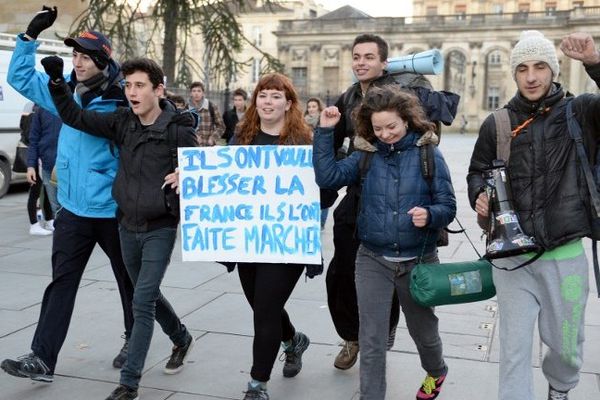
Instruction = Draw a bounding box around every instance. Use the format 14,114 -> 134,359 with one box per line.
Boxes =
409,259 -> 496,307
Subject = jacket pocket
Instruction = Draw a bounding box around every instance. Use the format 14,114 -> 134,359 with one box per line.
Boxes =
56,160 -> 70,200
85,169 -> 115,210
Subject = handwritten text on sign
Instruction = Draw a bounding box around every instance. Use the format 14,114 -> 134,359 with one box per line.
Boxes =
178,145 -> 321,264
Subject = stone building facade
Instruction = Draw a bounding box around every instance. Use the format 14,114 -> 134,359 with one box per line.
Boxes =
275,1 -> 600,130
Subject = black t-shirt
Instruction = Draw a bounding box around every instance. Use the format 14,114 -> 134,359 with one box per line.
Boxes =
252,131 -> 279,145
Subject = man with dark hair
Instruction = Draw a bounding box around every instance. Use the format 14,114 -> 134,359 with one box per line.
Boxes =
468,30 -> 600,400
324,33 -> 458,378
189,80 -> 226,146
42,56 -> 199,400
1,6 -> 134,383
223,87 -> 247,143
324,33 -> 402,372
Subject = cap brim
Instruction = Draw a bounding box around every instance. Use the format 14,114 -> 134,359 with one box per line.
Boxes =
64,37 -> 93,52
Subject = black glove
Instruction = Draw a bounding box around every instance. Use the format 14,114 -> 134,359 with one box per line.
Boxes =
41,56 -> 64,83
25,5 -> 58,39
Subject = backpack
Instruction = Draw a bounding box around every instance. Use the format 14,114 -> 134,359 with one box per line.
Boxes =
356,142 -> 460,247
492,99 -> 600,289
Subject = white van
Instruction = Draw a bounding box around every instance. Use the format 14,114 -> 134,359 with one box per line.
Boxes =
0,32 -> 71,198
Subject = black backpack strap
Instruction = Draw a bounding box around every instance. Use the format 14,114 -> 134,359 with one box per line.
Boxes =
419,143 -> 435,186
566,100 -> 600,215
166,121 -> 179,170
208,101 -> 216,130
565,99 -> 600,296
420,143 -> 464,236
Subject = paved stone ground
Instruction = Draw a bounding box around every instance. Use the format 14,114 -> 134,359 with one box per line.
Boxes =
0,133 -> 598,399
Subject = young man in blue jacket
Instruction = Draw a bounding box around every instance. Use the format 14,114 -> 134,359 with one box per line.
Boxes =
1,6 -> 134,382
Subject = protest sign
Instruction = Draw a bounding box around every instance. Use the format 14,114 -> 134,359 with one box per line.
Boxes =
178,145 -> 321,264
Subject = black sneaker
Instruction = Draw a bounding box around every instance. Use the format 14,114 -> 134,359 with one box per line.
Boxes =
112,337 -> 129,369
1,353 -> 53,382
164,333 -> 194,374
282,331 -> 310,378
105,384 -> 138,400
243,382 -> 269,400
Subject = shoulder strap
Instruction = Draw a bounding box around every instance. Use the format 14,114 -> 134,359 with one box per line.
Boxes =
166,121 -> 179,170
566,99 -> 600,215
420,143 -> 435,187
208,101 -> 216,129
358,151 -> 374,189
493,108 -> 512,164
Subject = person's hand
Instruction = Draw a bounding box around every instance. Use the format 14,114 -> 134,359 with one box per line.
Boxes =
25,6 -> 58,40
41,56 -> 64,83
475,191 -> 489,217
319,106 -> 341,128
26,167 -> 37,185
560,32 -> 600,65
163,168 -> 180,194
408,206 -> 428,228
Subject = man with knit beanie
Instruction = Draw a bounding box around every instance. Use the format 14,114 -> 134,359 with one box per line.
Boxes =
1,5 -> 134,383
468,30 -> 600,400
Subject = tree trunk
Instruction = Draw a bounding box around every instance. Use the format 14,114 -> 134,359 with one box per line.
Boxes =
162,0 -> 179,86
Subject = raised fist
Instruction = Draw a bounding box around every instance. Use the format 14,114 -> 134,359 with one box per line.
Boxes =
41,56 -> 64,83
26,5 -> 58,39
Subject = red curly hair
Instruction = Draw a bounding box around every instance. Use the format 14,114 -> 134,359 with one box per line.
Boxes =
235,73 -> 312,145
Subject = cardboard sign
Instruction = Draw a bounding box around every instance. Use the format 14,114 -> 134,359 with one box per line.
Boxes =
178,145 -> 321,264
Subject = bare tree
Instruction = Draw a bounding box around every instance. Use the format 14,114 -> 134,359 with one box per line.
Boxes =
70,0 -> 283,88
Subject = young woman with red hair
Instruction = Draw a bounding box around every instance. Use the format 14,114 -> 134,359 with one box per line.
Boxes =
231,73 -> 314,400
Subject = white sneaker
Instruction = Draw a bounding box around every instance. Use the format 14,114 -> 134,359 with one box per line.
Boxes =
29,222 -> 53,236
43,220 -> 54,231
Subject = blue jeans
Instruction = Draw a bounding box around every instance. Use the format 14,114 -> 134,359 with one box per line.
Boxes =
118,225 -> 189,389
355,245 -> 447,400
41,168 -> 59,217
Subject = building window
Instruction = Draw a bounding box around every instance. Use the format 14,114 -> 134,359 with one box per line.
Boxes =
291,67 -> 307,95
252,26 -> 262,47
573,1 -> 584,8
518,3 -> 530,13
426,6 -> 438,15
487,87 -> 500,110
455,4 -> 466,20
492,3 -> 503,14
545,2 -> 556,16
488,51 -> 501,65
309,9 -> 317,18
251,58 -> 261,83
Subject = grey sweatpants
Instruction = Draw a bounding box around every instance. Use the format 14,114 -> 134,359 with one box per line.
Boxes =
355,245 -> 447,400
492,253 -> 589,400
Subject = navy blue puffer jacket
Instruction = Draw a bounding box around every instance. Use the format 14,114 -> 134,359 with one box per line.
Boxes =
314,127 -> 456,258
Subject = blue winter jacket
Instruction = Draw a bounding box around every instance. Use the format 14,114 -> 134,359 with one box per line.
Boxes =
313,127 -> 456,258
27,106 -> 61,172
9,34 -> 126,218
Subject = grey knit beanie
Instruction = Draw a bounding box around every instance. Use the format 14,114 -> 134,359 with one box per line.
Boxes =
510,30 -> 559,79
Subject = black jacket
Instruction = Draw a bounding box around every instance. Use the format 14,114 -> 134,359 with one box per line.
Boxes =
222,107 -> 242,143
467,63 -> 600,250
49,82 -> 199,232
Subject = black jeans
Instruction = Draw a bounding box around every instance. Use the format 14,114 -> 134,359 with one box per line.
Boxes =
30,208 -> 134,372
238,262 -> 304,382
326,193 -> 400,341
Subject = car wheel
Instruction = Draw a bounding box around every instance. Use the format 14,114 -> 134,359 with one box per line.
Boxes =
0,159 -> 10,198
